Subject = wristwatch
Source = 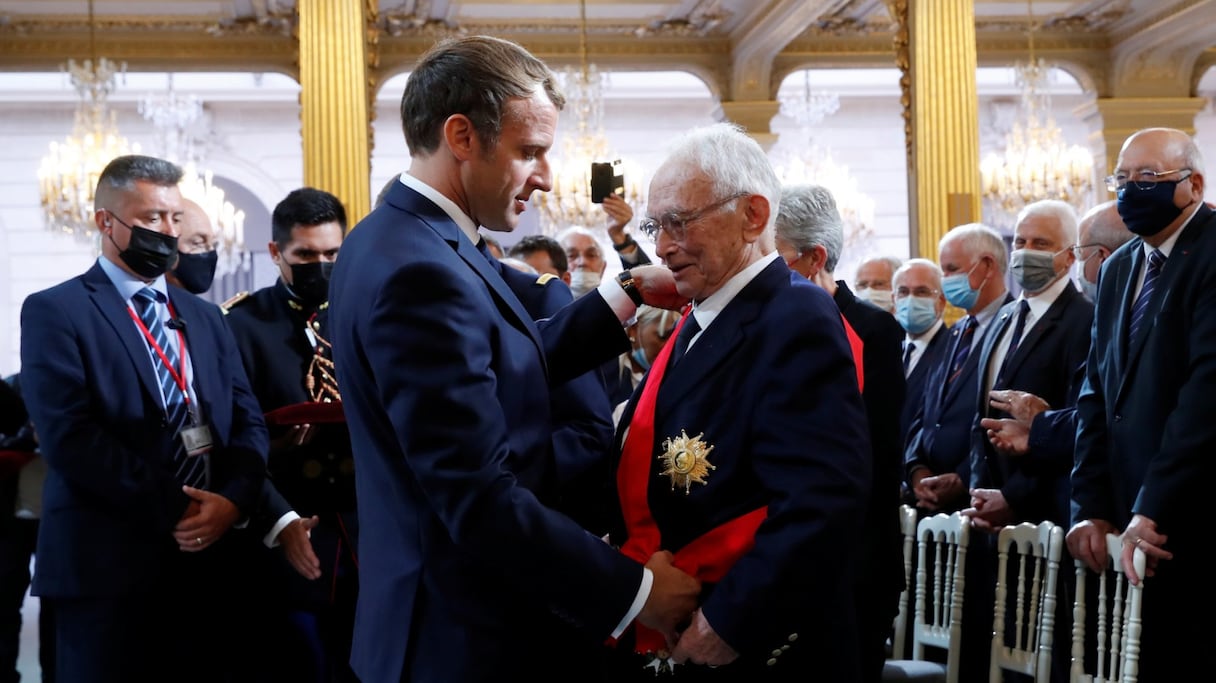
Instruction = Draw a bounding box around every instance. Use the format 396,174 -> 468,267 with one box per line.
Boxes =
612,234 -> 637,252
617,270 -> 645,307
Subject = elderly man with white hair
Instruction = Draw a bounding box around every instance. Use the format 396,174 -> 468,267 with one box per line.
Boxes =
892,258 -> 949,439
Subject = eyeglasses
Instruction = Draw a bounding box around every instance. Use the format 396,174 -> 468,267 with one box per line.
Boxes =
638,192 -> 750,242
894,286 -> 939,300
1105,168 -> 1192,192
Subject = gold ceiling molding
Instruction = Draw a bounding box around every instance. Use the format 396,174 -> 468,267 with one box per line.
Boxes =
803,17 -> 896,37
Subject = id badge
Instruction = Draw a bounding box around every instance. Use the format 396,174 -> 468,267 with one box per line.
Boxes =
180,424 -> 215,457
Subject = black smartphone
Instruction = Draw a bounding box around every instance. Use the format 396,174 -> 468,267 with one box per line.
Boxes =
590,161 -> 624,203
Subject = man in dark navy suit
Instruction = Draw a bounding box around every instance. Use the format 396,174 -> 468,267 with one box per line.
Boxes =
892,259 -> 949,444
608,126 -> 871,681
904,223 -> 1011,515
1069,127 -> 1215,679
773,183 -> 903,683
327,35 -> 699,683
19,155 -> 268,683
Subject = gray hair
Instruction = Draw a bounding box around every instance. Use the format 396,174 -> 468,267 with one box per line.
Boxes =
1079,200 -> 1133,251
893,257 -> 943,289
95,155 -> 183,209
1016,199 -> 1079,246
661,122 -> 781,231
636,304 -> 679,341
939,222 -> 1009,275
775,184 -> 844,272
859,255 -> 904,279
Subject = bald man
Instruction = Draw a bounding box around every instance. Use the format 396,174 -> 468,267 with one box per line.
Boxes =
167,198 -> 219,294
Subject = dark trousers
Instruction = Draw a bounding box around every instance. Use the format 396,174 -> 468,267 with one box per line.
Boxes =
1,516 -> 52,683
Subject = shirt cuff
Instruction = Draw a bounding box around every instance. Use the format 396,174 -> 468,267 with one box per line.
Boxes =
263,510 -> 302,548
598,278 -> 638,324
612,567 -> 654,639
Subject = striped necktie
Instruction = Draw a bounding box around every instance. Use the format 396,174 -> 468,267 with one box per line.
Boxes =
132,288 -> 205,488
1128,249 -> 1165,343
944,315 -> 978,390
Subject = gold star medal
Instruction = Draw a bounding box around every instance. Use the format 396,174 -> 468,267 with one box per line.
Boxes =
658,430 -> 715,494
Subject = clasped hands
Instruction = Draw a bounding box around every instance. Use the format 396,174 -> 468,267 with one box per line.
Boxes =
637,551 -> 739,668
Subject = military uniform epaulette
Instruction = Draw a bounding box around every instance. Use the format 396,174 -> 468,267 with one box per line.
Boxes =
535,273 -> 557,286
220,291 -> 251,314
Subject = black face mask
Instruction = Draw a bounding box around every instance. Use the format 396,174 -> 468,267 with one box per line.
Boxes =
106,213 -> 179,279
287,261 -> 334,306
172,250 -> 219,294
1117,181 -> 1187,237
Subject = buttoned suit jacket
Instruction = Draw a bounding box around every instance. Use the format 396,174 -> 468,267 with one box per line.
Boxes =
900,324 -> 949,440
968,284 -> 1092,526
903,294 -> 1012,503
20,262 -> 267,599
328,182 -> 641,683
612,259 -> 872,680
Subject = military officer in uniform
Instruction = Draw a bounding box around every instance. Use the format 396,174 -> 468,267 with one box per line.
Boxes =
224,187 -> 356,683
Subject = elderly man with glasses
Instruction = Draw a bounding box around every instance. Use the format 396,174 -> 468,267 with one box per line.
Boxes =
1068,127 -> 1214,679
607,123 -> 871,681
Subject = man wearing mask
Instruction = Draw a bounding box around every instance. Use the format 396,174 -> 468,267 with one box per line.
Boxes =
558,226 -> 609,298
853,255 -> 902,314
1074,200 -> 1134,301
892,258 -> 949,441
167,198 -> 218,295
224,187 -> 357,682
19,154 -> 268,682
1069,127 -> 1214,678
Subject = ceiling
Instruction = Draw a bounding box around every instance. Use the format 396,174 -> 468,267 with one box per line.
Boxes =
0,1 -> 1213,100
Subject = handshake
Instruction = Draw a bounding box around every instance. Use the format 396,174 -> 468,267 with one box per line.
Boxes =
636,551 -> 739,667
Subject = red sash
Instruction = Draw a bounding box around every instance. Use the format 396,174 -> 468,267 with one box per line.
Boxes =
617,310 -> 768,655
841,313 -> 865,392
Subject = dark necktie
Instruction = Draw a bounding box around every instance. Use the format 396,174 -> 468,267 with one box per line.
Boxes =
1128,249 -> 1165,343
944,315 -> 978,390
995,300 -> 1031,387
132,288 -> 205,488
902,342 -> 915,376
667,313 -> 702,369
475,237 -> 493,262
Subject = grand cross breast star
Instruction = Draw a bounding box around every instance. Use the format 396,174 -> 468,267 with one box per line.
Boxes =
658,430 -> 715,494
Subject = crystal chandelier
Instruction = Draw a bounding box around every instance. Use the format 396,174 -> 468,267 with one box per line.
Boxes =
140,75 -> 248,278
37,0 -> 139,241
771,71 -> 876,263
980,0 -> 1094,219
534,0 -> 641,235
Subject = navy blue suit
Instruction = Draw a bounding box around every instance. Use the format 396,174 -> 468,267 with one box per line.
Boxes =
969,284 -> 1092,527
328,182 -> 642,683
19,261 -> 267,681
903,296 -> 1012,511
1073,205 -> 1216,678
900,323 -> 949,440
611,259 -> 872,681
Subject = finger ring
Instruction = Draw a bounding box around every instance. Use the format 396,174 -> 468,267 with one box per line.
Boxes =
1133,537 -> 1142,546
195,537 -> 203,546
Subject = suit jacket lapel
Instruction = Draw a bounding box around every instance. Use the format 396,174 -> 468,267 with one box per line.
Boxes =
394,184 -> 548,367
655,260 -> 780,412
83,263 -> 162,405
1001,286 -> 1073,383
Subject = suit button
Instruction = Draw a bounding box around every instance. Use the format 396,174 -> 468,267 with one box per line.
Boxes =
934,423 -> 941,429
767,658 -> 778,667
781,644 -> 791,651
788,633 -> 799,642
771,649 -> 782,657
1114,414 -> 1122,422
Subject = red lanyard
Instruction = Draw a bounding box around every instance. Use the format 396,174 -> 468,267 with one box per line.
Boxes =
126,299 -> 190,406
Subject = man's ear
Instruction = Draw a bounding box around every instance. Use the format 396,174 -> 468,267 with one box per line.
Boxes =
443,114 -> 478,162
268,241 -> 281,264
741,194 -> 769,243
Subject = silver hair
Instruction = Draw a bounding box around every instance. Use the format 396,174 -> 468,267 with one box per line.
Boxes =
893,257 -> 943,289
661,122 -> 781,231
775,184 -> 845,272
1016,199 -> 1079,246
1079,200 -> 1133,251
859,255 -> 904,278
939,222 -> 1009,275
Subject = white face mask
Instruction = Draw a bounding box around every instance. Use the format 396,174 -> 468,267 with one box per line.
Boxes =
855,286 -> 894,311
568,269 -> 602,298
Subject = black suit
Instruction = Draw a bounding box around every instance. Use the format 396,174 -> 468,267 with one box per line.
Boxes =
1073,204 -> 1216,678
834,282 -> 906,683
970,283 -> 1093,527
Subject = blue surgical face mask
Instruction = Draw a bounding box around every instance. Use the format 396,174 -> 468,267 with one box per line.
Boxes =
895,296 -> 939,335
941,261 -> 983,310
1079,277 -> 1098,301
1117,181 -> 1186,237
631,347 -> 651,371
